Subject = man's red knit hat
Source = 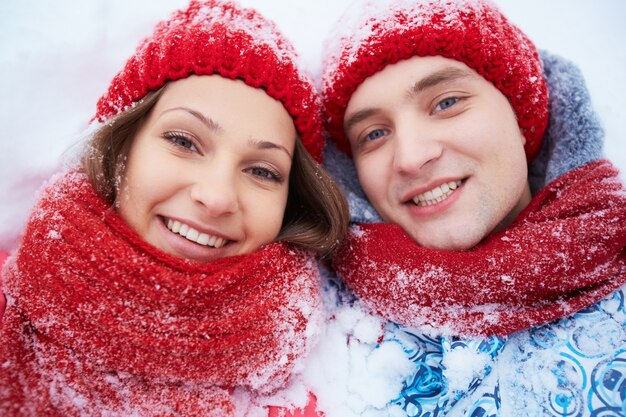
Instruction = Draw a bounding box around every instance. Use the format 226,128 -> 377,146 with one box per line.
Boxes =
95,0 -> 324,162
322,0 -> 549,162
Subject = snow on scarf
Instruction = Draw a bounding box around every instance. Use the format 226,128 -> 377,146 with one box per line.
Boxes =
0,171 -> 322,416
333,160 -> 626,337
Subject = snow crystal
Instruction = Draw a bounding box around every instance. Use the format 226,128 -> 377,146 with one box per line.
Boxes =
47,230 -> 61,240
352,314 -> 383,344
350,225 -> 365,238
293,295 -> 415,417
335,305 -> 383,343
500,274 -> 514,285
442,345 -> 492,393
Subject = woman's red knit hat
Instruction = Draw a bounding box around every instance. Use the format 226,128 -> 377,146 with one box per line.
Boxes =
322,0 -> 549,162
95,0 -> 324,162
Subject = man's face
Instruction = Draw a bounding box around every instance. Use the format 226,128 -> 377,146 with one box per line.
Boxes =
344,56 -> 531,250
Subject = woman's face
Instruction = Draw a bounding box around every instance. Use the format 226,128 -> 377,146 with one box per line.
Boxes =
117,75 -> 296,262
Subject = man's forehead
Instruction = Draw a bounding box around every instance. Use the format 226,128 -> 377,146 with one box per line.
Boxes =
344,57 -> 480,130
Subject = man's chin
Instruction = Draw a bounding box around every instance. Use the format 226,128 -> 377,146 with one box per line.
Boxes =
406,227 -> 484,252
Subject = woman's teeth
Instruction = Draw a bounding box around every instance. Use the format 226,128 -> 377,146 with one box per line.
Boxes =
412,180 -> 462,206
166,219 -> 227,248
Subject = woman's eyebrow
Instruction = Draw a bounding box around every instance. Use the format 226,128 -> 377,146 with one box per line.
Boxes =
160,106 -> 223,133
249,138 -> 293,159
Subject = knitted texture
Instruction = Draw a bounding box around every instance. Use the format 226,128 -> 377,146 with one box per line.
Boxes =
322,0 -> 548,161
333,160 -> 626,336
95,0 -> 324,162
0,171 -> 322,416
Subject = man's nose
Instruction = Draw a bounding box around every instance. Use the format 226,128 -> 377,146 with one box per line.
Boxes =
392,120 -> 443,174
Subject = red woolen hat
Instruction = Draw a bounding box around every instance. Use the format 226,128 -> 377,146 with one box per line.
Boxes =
322,0 -> 549,162
94,0 -> 324,162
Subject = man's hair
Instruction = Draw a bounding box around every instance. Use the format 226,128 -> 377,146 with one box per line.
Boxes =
82,87 -> 349,256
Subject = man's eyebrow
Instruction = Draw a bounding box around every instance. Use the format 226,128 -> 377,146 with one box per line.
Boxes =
344,67 -> 476,134
161,106 -> 223,133
249,138 -> 293,159
410,66 -> 476,96
344,108 -> 381,135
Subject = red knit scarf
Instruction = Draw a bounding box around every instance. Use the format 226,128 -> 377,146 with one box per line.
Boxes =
0,171 -> 322,416
333,160 -> 626,336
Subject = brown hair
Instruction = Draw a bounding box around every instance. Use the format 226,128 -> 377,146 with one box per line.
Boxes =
82,87 -> 349,257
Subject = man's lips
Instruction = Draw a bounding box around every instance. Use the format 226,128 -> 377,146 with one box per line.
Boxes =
412,180 -> 463,207
405,179 -> 464,207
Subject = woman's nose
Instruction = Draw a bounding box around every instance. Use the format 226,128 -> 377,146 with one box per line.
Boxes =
189,170 -> 239,216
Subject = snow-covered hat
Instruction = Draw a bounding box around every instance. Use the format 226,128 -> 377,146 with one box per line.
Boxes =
322,0 -> 548,162
95,0 -> 324,162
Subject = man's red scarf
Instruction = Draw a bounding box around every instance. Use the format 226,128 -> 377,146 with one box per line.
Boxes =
0,171 -> 322,416
333,160 -> 626,336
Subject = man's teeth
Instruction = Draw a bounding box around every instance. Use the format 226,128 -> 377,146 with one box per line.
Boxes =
412,180 -> 462,206
166,219 -> 227,248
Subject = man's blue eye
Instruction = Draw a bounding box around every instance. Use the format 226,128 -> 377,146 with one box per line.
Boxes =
365,129 -> 387,141
435,97 -> 459,111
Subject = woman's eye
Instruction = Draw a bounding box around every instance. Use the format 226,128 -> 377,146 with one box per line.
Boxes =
164,132 -> 198,152
248,166 -> 283,183
434,97 -> 459,112
364,129 -> 388,142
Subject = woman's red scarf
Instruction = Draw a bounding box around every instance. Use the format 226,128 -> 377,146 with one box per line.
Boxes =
333,160 -> 626,336
0,171 -> 322,416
